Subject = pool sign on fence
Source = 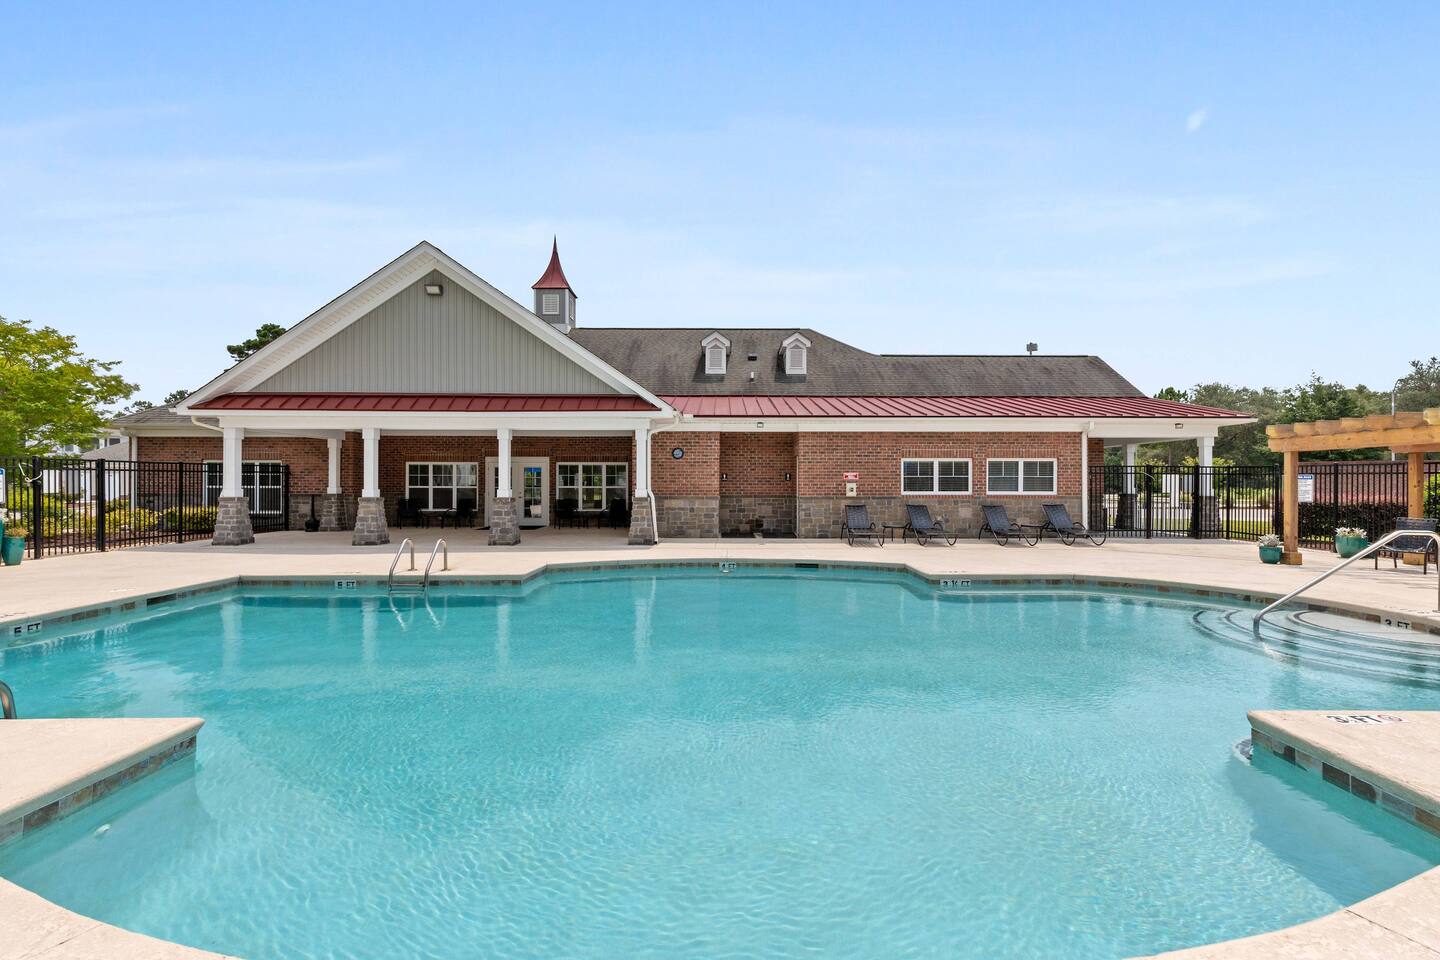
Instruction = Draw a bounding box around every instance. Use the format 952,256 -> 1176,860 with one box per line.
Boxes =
1297,474 -> 1315,503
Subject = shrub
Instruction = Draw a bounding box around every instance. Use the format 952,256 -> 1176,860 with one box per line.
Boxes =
1298,501 -> 1408,543
161,506 -> 217,532
107,506 -> 159,533
1426,475 -> 1440,521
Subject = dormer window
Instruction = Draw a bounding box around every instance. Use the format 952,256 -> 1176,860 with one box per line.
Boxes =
781,333 -> 811,375
702,333 -> 730,375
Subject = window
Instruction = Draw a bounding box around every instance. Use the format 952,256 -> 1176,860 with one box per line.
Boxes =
901,458 -> 971,495
541,292 -> 560,315
407,461 -> 479,510
701,333 -> 730,374
558,462 -> 628,511
203,461 -> 285,513
781,333 -> 811,375
986,458 -> 1056,495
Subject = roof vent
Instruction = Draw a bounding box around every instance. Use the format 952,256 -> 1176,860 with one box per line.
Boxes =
701,333 -> 730,375
1026,342 -> 1038,355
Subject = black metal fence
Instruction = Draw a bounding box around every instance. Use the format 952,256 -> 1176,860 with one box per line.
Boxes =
1089,465 -> 1281,540
0,457 -> 288,559
1293,461 -> 1410,550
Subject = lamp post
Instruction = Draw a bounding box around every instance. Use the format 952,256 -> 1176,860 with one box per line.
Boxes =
1391,376 -> 1405,461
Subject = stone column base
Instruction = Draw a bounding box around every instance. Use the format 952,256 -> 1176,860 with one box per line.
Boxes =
318,494 -> 342,532
1195,494 -> 1220,534
628,495 -> 656,545
351,496 -> 390,546
488,497 -> 521,545
212,496 -> 254,546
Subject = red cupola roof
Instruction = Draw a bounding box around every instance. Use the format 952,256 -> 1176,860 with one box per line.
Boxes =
532,238 -> 574,292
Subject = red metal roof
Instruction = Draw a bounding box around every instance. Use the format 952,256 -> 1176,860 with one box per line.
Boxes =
192,393 -> 659,413
661,395 -> 1248,419
531,238 -> 574,291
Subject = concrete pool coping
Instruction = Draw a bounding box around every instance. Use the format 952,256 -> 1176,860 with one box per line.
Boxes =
2,540 -> 1440,958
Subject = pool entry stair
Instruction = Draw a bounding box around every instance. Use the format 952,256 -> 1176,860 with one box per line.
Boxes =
387,538 -> 448,594
1191,607 -> 1440,686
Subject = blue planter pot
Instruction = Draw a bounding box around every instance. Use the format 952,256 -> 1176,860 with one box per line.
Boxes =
1258,545 -> 1283,564
1335,535 -> 1369,559
2,536 -> 26,566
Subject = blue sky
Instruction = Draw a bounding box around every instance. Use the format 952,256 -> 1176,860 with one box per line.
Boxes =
3,2 -> 1436,404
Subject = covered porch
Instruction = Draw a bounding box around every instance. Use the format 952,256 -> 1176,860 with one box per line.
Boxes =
202,403 -> 664,548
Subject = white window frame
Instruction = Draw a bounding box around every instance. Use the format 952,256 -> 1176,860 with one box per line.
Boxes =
701,333 -> 730,375
541,292 -> 560,315
556,461 -> 629,512
986,458 -> 1058,496
406,461 -> 479,511
900,458 -> 971,495
203,460 -> 284,513
781,333 -> 811,375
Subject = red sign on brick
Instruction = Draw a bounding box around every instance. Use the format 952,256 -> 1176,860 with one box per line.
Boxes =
843,471 -> 860,481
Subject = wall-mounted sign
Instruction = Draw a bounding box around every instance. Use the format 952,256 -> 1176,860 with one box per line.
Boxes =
1297,474 -> 1315,503
842,471 -> 860,481
671,447 -> 685,460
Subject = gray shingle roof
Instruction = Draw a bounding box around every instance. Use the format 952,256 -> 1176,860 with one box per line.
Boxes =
569,328 -> 1142,397
110,406 -> 216,428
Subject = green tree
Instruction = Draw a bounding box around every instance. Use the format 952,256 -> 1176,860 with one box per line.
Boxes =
163,389 -> 191,405
1394,357 -> 1440,412
226,323 -> 287,362
1279,374 -> 1384,460
0,315 -> 137,456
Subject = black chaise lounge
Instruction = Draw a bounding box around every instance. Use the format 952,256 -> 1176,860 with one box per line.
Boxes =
842,504 -> 884,546
978,503 -> 1041,546
1040,502 -> 1106,546
1374,517 -> 1438,575
905,503 -> 957,546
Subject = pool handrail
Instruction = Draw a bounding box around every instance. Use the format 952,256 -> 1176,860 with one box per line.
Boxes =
387,538 -> 416,591
0,679 -> 16,720
1252,528 -> 1440,640
423,538 -> 448,590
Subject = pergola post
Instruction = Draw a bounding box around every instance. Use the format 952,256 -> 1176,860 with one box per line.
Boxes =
1281,449 -> 1302,565
1409,451 -> 1425,518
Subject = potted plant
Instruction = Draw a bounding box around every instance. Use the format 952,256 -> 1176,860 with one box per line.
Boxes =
1258,533 -> 1283,564
1335,526 -> 1369,559
2,523 -> 29,566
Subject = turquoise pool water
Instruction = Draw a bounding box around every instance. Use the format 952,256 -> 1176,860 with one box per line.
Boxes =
2,569 -> 1438,959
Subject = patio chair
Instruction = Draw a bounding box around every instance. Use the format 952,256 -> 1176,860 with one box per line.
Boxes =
905,503 -> 957,546
454,496 -> 476,528
1040,502 -> 1106,546
1374,517 -> 1438,574
977,503 -> 1040,546
554,498 -> 579,528
607,498 -> 631,529
841,503 -> 884,546
395,497 -> 428,529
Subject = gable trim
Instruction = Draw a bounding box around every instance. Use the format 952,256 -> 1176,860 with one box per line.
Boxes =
180,242 -> 672,414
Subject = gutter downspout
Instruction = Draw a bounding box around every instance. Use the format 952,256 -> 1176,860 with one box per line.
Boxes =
1080,424 -> 1092,525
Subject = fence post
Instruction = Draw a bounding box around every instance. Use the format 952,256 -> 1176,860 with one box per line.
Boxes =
95,459 -> 107,552
29,455 -> 43,560
282,465 -> 291,532
176,462 -> 186,544
1189,463 -> 1201,538
1143,469 -> 1153,538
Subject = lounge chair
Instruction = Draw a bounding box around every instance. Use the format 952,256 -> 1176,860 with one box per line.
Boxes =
905,503 -> 957,546
841,504 -> 884,546
1374,517 -> 1438,574
978,503 -> 1040,546
1040,502 -> 1106,546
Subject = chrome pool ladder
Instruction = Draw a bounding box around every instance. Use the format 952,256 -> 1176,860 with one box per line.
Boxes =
0,679 -> 16,720
1252,528 -> 1440,640
388,538 -> 448,594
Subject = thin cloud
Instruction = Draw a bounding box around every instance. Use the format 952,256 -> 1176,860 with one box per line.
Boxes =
1186,108 -> 1209,134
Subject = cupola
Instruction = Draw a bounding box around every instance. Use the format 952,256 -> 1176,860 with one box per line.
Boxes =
532,238 -> 577,332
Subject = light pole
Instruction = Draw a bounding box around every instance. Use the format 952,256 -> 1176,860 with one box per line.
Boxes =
1391,376 -> 1405,461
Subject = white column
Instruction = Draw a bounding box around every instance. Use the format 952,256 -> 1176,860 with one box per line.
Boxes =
221,426 -> 244,497
634,427 -> 651,497
1123,443 -> 1138,494
361,427 -> 381,498
1198,435 -> 1215,496
326,437 -> 341,495
496,428 -> 513,498
1079,430 -> 1089,523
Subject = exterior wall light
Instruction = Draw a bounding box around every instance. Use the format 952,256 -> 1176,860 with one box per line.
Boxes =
424,283 -> 443,296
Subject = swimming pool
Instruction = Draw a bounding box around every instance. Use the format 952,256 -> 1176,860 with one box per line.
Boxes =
2,568 -> 1438,959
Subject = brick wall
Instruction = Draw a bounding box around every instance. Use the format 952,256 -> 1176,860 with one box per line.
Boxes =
134,436 -> 329,493
718,433 -> 796,496
650,432 -> 720,496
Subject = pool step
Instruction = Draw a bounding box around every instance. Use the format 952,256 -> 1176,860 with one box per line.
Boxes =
1190,608 -> 1440,686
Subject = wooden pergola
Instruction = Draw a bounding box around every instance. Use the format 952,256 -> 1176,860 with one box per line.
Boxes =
1267,407 -> 1440,564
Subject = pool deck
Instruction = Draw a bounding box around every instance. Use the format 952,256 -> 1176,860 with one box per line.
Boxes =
2,533 -> 1440,959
